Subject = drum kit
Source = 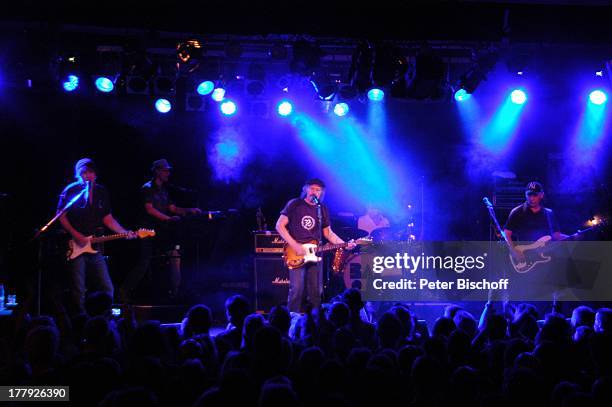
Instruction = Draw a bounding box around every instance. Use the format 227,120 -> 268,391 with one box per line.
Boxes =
333,224 -> 418,290
335,225 -> 413,243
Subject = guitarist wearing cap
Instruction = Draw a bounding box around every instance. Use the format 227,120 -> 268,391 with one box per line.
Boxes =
503,181 -> 568,270
58,158 -> 137,313
276,178 -> 356,313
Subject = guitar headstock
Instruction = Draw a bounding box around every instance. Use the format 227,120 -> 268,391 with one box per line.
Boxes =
136,229 -> 156,239
583,216 -> 608,230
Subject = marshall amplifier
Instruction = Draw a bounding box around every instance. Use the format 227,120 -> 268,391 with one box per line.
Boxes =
254,232 -> 285,254
254,256 -> 289,312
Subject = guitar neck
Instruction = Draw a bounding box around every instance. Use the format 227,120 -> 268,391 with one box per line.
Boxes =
534,226 -> 597,254
91,233 -> 129,244
318,242 -> 349,253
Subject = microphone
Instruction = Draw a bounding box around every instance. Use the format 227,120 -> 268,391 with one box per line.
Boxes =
87,181 -> 94,205
83,181 -> 90,202
311,195 -> 320,205
482,197 -> 493,208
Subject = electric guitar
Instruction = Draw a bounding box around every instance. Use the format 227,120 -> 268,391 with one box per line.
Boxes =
67,229 -> 156,260
510,221 -> 606,273
283,237 -> 372,270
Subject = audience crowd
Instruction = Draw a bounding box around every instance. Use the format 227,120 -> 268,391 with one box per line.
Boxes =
1,290 -> 611,406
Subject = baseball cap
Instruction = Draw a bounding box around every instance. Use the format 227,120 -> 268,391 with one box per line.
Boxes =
151,159 -> 173,172
525,181 -> 544,195
304,178 -> 326,188
74,158 -> 96,176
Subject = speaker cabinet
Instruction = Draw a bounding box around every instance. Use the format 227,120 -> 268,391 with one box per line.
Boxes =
254,256 -> 289,312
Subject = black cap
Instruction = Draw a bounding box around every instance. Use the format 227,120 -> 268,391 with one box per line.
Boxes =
74,158 -> 96,176
304,178 -> 326,188
151,158 -> 172,172
526,181 -> 544,194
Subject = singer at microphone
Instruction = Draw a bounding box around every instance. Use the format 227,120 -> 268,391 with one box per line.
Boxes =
275,177 -> 356,313
57,158 -> 136,313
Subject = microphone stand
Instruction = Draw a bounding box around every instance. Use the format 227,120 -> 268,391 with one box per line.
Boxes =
314,198 -> 326,306
482,197 -> 512,304
31,186 -> 87,316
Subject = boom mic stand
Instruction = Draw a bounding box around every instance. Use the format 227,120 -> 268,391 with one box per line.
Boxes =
31,186 -> 87,316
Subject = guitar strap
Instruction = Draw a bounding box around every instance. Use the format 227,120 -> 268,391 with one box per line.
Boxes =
545,208 -> 554,237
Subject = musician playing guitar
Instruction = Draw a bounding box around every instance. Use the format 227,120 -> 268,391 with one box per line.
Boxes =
276,178 -> 356,313
120,159 -> 201,302
504,181 -> 568,264
58,158 -> 136,313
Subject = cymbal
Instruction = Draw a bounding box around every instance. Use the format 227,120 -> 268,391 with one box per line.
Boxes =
369,226 -> 410,241
369,227 -> 394,241
335,227 -> 369,241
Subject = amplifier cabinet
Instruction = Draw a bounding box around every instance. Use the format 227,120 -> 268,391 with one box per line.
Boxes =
254,256 -> 289,312
254,232 -> 285,254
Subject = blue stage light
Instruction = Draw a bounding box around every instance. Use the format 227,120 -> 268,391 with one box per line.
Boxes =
220,100 -> 237,116
62,75 -> 79,92
510,89 -> 527,105
155,98 -> 172,113
95,77 -> 114,93
277,101 -> 293,116
454,88 -> 471,102
589,90 -> 607,105
333,102 -> 349,117
197,81 -> 215,95
211,88 -> 226,102
367,88 -> 385,102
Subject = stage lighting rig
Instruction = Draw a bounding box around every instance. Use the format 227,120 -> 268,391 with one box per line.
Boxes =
177,39 -> 203,64
310,73 -> 337,101
269,42 -> 288,60
290,40 -> 322,76
405,44 -> 447,100
348,41 -> 407,98
455,50 -> 499,96
53,53 -> 82,92
247,63 -> 266,96
348,41 -> 374,93
372,44 -> 408,98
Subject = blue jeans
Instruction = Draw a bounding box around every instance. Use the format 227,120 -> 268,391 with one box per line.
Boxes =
70,253 -> 113,312
287,262 -> 322,313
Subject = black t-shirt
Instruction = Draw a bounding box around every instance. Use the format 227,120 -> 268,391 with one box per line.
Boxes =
57,182 -> 111,236
504,203 -> 560,242
141,180 -> 174,226
280,198 -> 331,243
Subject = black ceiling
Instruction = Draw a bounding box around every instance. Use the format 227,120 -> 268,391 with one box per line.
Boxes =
3,1 -> 612,44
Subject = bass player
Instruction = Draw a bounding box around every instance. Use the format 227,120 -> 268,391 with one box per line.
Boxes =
504,181 -> 567,263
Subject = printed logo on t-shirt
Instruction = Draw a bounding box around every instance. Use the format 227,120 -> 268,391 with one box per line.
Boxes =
301,216 -> 316,231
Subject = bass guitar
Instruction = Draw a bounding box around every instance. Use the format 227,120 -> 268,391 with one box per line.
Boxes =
283,237 -> 372,270
510,221 -> 606,273
67,229 -> 156,260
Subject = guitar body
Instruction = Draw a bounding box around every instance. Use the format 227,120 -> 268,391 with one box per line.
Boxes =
67,237 -> 98,260
66,229 -> 156,261
509,235 -> 552,273
284,240 -> 321,270
283,237 -> 373,270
